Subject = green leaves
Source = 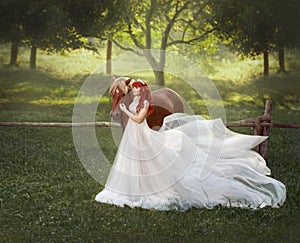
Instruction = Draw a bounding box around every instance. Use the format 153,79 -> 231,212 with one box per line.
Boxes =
209,0 -> 300,56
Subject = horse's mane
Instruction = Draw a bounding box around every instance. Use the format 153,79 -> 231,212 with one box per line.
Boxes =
109,77 -> 133,95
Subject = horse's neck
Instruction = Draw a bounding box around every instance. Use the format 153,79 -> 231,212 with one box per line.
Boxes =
122,92 -> 133,107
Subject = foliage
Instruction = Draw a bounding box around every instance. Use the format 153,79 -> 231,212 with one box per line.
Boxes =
62,0 -> 129,40
1,0 -> 299,78
209,0 -> 300,56
0,0 -> 129,68
269,0 -> 300,49
112,0 -> 215,86
0,46 -> 300,242
0,0 -> 85,52
0,0 -> 27,44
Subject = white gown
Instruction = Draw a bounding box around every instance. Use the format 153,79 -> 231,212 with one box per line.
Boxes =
95,99 -> 286,211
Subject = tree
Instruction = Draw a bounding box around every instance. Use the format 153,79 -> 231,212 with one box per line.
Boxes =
270,0 -> 300,72
0,0 -> 88,68
0,0 -> 28,66
24,0 -> 98,69
113,0 -> 215,86
101,0 -> 132,74
62,0 -> 130,74
209,0 -> 277,75
209,0 -> 300,75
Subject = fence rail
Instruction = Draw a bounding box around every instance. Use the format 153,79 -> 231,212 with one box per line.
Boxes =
1,100 -> 299,158
1,121 -> 299,129
0,121 -> 121,128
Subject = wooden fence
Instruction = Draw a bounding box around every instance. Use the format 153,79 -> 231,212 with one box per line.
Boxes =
225,100 -> 300,158
1,100 -> 299,159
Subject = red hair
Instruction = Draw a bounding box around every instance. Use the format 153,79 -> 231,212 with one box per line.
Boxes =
131,81 -> 154,115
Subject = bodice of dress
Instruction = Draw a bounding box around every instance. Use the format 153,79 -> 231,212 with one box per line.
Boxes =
129,97 -> 139,113
128,97 -> 149,114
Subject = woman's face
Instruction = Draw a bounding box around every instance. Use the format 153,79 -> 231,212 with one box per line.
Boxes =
132,86 -> 141,96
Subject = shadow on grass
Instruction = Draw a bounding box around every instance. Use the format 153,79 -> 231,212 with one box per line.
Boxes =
1,66 -> 299,123
0,66 -> 112,122
213,72 -> 300,111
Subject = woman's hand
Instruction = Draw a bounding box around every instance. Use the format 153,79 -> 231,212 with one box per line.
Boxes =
119,103 -> 133,119
119,101 -> 148,123
119,103 -> 127,112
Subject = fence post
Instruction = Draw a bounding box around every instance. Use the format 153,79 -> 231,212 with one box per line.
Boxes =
253,117 -> 263,153
260,100 -> 272,159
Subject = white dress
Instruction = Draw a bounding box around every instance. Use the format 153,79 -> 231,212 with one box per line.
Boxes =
95,99 -> 286,211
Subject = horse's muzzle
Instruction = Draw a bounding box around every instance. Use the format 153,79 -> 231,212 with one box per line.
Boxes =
110,110 -> 121,121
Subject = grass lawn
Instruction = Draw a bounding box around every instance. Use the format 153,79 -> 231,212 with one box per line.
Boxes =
0,45 -> 299,242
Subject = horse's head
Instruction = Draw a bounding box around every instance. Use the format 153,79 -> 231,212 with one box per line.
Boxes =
109,77 -> 133,121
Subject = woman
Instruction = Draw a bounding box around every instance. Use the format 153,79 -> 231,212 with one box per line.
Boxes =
95,80 -> 286,211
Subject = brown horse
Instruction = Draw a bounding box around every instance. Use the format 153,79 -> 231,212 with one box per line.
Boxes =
110,77 -> 184,131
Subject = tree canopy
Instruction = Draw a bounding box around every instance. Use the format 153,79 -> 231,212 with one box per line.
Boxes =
209,0 -> 300,74
0,0 -> 127,67
1,0 -> 299,78
112,0 -> 215,85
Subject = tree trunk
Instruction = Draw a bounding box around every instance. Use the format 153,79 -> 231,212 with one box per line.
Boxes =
278,47 -> 285,73
106,39 -> 112,74
263,50 -> 269,76
154,70 -> 165,87
10,43 -> 18,66
142,49 -> 166,86
30,46 -> 37,69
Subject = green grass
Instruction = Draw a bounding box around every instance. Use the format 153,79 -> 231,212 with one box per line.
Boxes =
0,45 -> 300,242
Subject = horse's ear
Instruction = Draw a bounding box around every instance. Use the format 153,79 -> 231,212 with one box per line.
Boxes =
125,77 -> 132,86
111,76 -> 116,82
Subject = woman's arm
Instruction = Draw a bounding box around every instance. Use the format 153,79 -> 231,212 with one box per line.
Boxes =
119,101 -> 149,124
